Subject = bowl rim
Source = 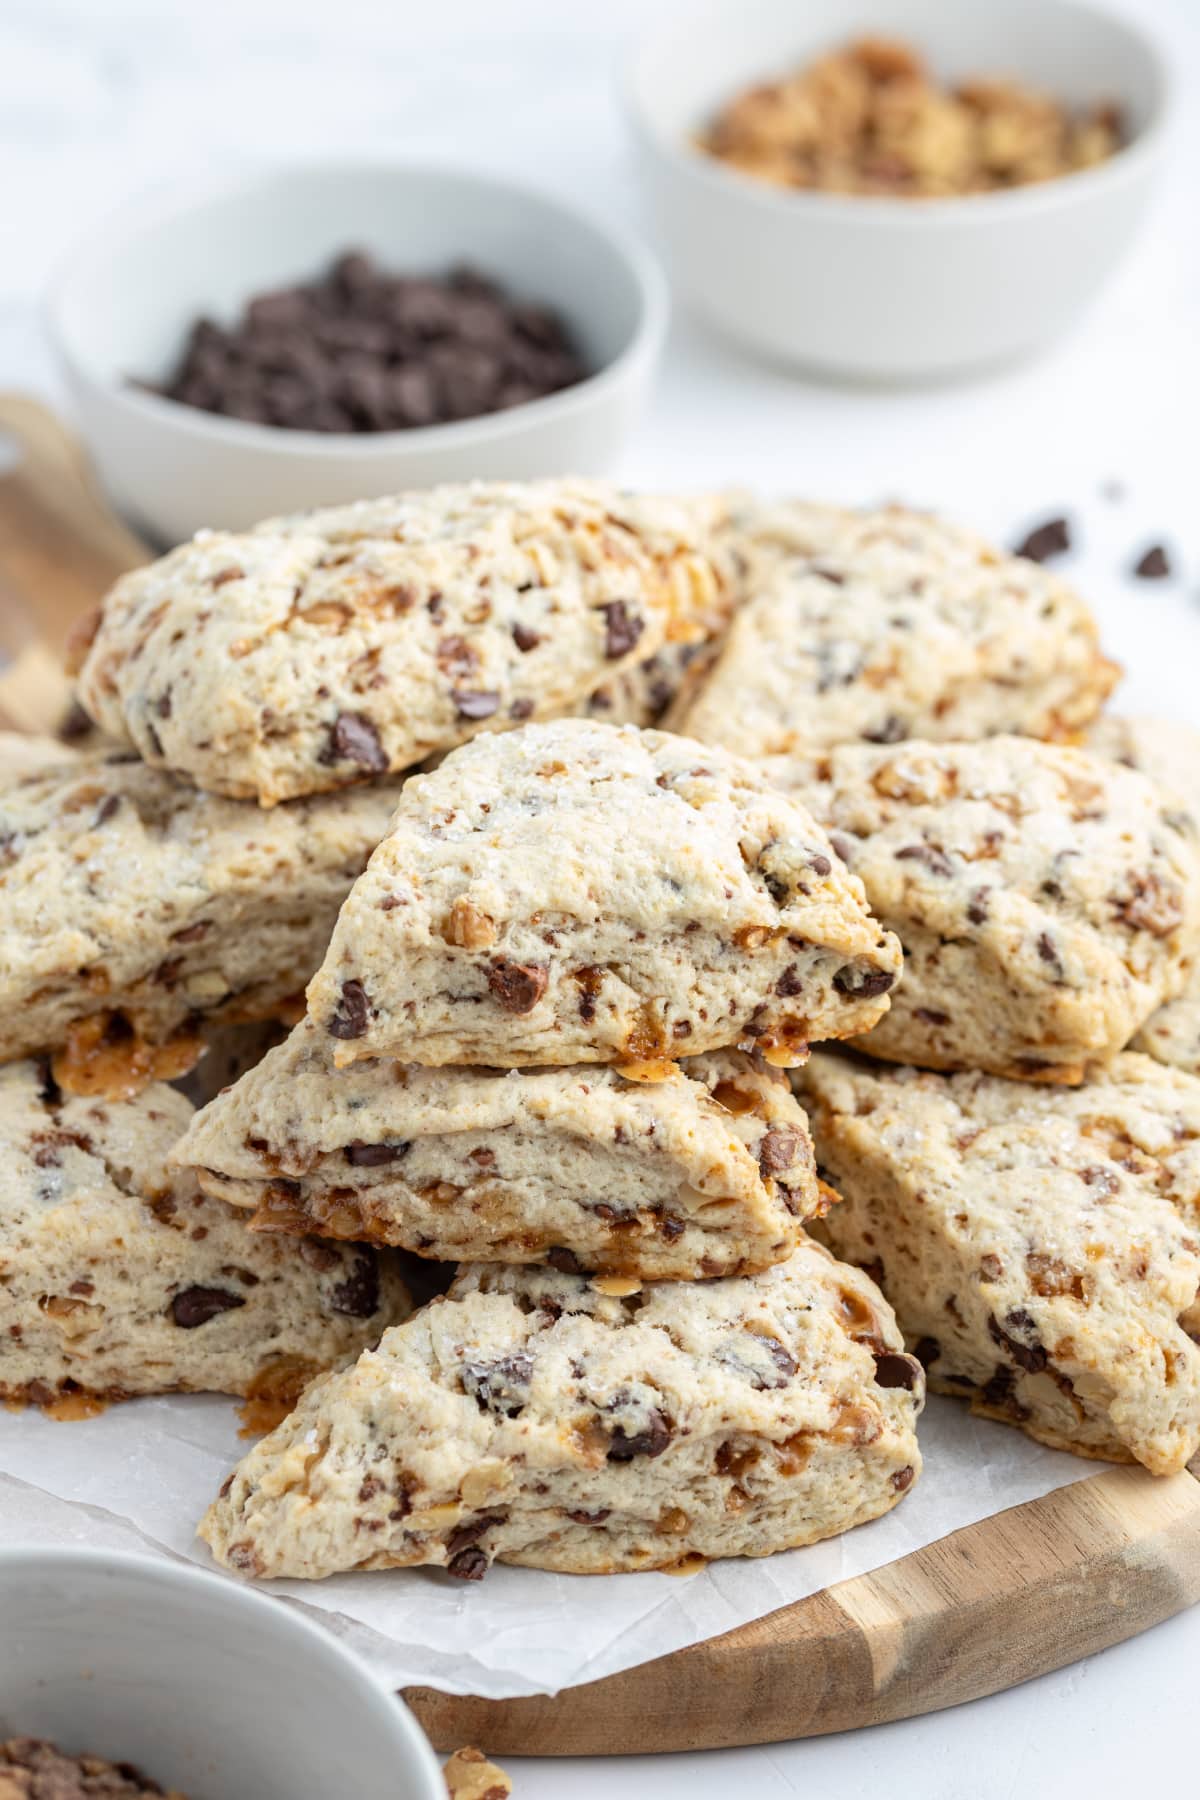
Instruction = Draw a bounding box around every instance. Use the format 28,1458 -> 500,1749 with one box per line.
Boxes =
623,0 -> 1172,226
0,1543 -> 446,1798
45,157 -> 669,460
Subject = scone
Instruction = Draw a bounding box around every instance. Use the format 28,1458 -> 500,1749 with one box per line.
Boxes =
198,1239 -> 924,1579
0,750 -> 397,1085
672,501 -> 1116,758
798,1050 -> 1200,1474
770,737 -> 1200,1081
172,1021 -> 819,1279
74,482 -> 721,805
306,720 -> 902,1070
0,1060 -> 411,1409
1086,715 -> 1200,1075
0,731 -> 81,780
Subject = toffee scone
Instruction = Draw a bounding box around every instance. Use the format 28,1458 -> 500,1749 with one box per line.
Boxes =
0,751 -> 397,1083
0,1061 -> 411,1409
199,1239 -> 924,1580
770,736 -> 1200,1081
672,502 -> 1116,759
1087,716 -> 1200,1075
306,720 -> 902,1070
172,1021 -> 819,1278
74,482 -> 721,805
798,1051 -> 1200,1474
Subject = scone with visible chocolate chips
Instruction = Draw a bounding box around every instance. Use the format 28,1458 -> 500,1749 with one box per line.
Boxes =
0,751 -> 396,1084
673,502 -> 1116,758
199,1237 -> 923,1579
770,737 -> 1200,1081
0,1061 -> 410,1408
74,482 -> 721,805
1086,715 -> 1200,1075
306,720 -> 901,1070
798,1050 -> 1200,1474
173,1021 -> 819,1279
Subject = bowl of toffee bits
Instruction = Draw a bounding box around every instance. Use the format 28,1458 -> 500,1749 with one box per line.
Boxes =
48,162 -> 666,544
626,0 -> 1168,381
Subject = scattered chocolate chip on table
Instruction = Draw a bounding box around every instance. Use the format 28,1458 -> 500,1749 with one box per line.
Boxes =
1012,516 -> 1072,563
1133,543 -> 1172,579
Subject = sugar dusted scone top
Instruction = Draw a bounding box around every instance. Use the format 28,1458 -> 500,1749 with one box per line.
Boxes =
173,1021 -> 817,1279
199,1238 -> 923,1580
771,736 -> 1200,1081
0,750 -> 397,1070
306,720 -> 902,1069
75,481 -> 721,804
673,502 -> 1116,758
0,1060 -> 410,1406
799,1051 -> 1200,1474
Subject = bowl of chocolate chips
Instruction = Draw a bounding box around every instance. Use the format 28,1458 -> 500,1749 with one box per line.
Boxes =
47,161 -> 666,544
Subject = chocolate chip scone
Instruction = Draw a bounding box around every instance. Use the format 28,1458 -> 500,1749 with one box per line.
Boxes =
672,502 -> 1116,758
0,1061 -> 410,1409
1086,715 -> 1200,1075
172,1018 -> 819,1278
74,482 -> 721,805
0,1737 -> 188,1799
198,1238 -> 923,1579
0,750 -> 397,1086
798,1050 -> 1200,1474
306,720 -> 902,1069
770,737 -> 1200,1081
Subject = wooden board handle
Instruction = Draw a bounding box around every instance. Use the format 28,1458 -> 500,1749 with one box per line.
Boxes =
0,393 -> 148,733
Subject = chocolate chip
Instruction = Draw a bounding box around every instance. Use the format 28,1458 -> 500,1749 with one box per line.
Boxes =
446,1546 -> 490,1581
895,842 -> 953,877
486,958 -> 548,1013
546,1246 -> 583,1274
1133,544 -> 1170,579
170,1285 -> 246,1328
600,600 -> 644,660
329,1250 -> 381,1317
344,1139 -> 410,1166
873,1351 -> 922,1390
833,965 -> 895,999
462,1353 -> 533,1418
914,1336 -> 941,1367
453,689 -> 501,719
325,711 -> 388,772
607,1408 -> 671,1460
988,1312 -> 1047,1373
512,623 -> 540,652
775,965 -> 803,997
863,715 -> 908,744
966,887 -> 991,925
567,1508 -> 611,1524
328,979 -> 370,1039
758,1125 -> 801,1178
891,1465 -> 915,1492
1013,517 -> 1071,562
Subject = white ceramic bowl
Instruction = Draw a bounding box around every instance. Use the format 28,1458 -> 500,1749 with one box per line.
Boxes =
47,162 -> 667,544
0,1547 -> 445,1799
627,0 -> 1169,382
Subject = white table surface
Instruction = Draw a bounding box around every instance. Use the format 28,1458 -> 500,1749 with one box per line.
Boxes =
2,0 -> 1198,1793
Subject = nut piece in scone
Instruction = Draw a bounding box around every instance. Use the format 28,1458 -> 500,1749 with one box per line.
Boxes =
798,1050 -> 1200,1474
0,751 -> 397,1088
770,737 -> 1200,1082
198,1237 -> 923,1580
672,502 -> 1117,758
74,481 -> 722,805
1086,715 -> 1200,1075
306,720 -> 902,1070
172,1019 -> 820,1280
0,1061 -> 411,1409
443,1746 -> 512,1800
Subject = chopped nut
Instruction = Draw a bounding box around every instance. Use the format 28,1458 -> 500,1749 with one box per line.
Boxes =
443,1745 -> 513,1800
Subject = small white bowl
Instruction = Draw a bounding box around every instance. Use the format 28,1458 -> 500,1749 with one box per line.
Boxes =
47,162 -> 667,544
0,1547 -> 445,1799
626,0 -> 1169,382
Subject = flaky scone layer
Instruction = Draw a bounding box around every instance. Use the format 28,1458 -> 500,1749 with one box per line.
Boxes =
199,1240 -> 923,1579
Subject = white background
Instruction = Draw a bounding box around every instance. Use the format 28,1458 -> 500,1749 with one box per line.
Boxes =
1,0 -> 1198,1793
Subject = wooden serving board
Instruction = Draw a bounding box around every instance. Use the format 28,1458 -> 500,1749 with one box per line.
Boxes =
3,395 -> 1200,1757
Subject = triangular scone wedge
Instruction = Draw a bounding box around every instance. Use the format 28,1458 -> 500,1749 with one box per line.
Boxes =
798,1051 -> 1200,1475
671,501 -> 1116,759
172,1019 -> 819,1279
0,747 -> 398,1085
199,1239 -> 924,1579
769,737 -> 1200,1082
306,720 -> 901,1070
75,482 -> 722,805
0,1061 -> 411,1410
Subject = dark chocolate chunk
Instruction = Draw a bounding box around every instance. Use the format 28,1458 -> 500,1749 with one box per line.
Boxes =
988,1312 -> 1047,1374
757,1125 -> 802,1179
328,979 -> 370,1039
1133,544 -> 1170,579
833,964 -> 895,1000
607,1408 -> 672,1461
344,1139 -> 410,1167
326,711 -> 388,772
328,1250 -> 381,1318
600,600 -> 644,660
170,1285 -> 246,1328
873,1351 -> 922,1390
446,1546 -> 490,1581
453,689 -> 501,720
1014,517 -> 1071,562
486,959 -> 548,1013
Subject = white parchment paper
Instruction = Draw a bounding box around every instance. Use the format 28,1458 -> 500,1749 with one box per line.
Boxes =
0,1393 -> 1088,1698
